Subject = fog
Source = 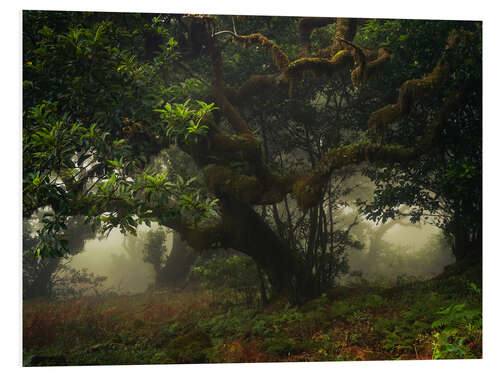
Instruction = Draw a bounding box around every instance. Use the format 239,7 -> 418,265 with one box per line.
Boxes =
64,218 -> 452,296
57,171 -> 453,295
384,223 -> 440,250
69,226 -> 170,294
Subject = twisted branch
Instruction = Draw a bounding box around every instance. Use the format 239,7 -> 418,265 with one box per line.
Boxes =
367,30 -> 469,142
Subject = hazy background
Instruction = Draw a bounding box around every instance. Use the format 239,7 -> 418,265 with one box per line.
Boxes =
67,220 -> 451,295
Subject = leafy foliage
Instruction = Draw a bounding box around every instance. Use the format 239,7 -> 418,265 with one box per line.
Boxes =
23,11 -> 218,258
155,100 -> 217,144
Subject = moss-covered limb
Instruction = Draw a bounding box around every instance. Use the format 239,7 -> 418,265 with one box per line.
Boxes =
203,164 -> 296,205
284,50 -> 354,81
294,84 -> 469,209
201,128 -> 299,205
203,165 -> 261,202
367,62 -> 449,140
351,47 -> 391,85
293,142 -> 416,209
233,33 -> 290,72
213,85 -> 252,135
417,87 -> 467,153
155,212 -> 224,252
298,17 -> 336,58
367,30 -> 468,140
208,131 -> 262,162
208,37 -> 252,135
332,36 -> 390,86
175,117 -> 295,206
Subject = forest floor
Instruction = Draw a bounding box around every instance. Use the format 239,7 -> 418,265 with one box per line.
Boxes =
23,264 -> 482,366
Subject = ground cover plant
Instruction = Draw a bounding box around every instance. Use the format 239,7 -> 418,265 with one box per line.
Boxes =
23,264 -> 481,365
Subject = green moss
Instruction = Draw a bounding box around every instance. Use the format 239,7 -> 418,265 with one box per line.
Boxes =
285,50 -> 353,80
351,47 -> 391,86
293,174 -> 325,209
365,29 -> 474,138
210,132 -> 262,162
293,142 -> 417,209
204,165 -> 261,203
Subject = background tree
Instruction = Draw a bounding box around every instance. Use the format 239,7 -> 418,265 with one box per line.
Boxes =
158,232 -> 198,288
23,215 -> 95,299
141,228 -> 168,286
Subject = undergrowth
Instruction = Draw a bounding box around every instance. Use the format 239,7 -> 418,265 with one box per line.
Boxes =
23,269 -> 482,366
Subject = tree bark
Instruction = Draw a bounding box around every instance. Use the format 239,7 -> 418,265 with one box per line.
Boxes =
217,197 -> 315,303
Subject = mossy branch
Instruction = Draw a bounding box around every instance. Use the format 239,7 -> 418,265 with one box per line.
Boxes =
234,33 -> 290,72
203,164 -> 295,205
367,29 -> 468,141
157,214 -> 224,252
298,17 -> 336,58
293,84 -> 470,210
351,47 -> 391,85
207,28 -> 252,135
293,142 -> 415,209
284,50 -> 354,80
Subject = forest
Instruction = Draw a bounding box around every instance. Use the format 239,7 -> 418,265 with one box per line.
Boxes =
22,10 -> 482,366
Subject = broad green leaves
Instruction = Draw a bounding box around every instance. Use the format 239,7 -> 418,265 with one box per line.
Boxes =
155,100 -> 217,145
23,12 -> 220,258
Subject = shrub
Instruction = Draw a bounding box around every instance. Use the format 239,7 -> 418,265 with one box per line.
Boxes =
191,253 -> 264,306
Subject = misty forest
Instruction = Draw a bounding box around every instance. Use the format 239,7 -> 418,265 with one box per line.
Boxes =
22,11 -> 482,365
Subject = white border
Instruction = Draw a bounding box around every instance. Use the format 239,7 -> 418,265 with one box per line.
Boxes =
3,1 -> 498,374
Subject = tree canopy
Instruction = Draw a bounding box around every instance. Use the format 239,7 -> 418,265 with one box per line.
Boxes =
23,11 -> 482,302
